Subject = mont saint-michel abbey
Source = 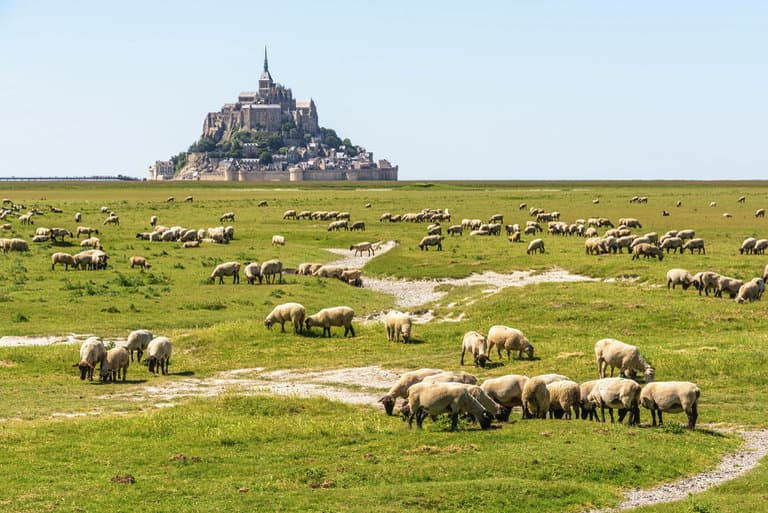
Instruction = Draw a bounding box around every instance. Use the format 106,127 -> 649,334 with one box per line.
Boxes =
150,50 -> 398,182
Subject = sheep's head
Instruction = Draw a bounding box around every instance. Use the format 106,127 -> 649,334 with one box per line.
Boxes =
400,325 -> 411,343
73,361 -> 92,380
398,402 -> 411,420
478,411 -> 494,430
99,368 -> 111,382
496,406 -> 512,422
264,318 -> 274,330
644,367 -> 655,383
476,354 -> 489,368
522,341 -> 534,360
146,356 -> 157,373
379,395 -> 396,416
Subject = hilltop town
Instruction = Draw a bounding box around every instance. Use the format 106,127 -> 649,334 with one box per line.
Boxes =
149,50 -> 397,182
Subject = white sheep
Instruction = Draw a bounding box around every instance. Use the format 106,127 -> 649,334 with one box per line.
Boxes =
526,238 -> 545,254
405,382 -> 493,431
271,234 -> 285,246
209,261 -> 241,284
691,271 -> 721,296
400,382 -> 505,421
579,379 -> 601,421
282,209 -> 296,220
716,275 -> 743,298
595,338 -> 654,382
666,268 -> 693,290
100,347 -> 130,382
521,375 -> 550,419
383,310 -> 413,343
183,240 -> 200,248
640,381 -> 701,430
418,235 -> 444,251
264,302 -> 306,334
72,337 -> 106,381
297,262 -> 323,276
546,380 -> 581,420
754,239 -> 768,255
80,237 -> 102,249
587,377 -> 641,425
480,374 -> 529,419
756,208 -> 765,218
486,325 -> 534,360
260,259 -> 283,284
677,229 -> 695,241
305,306 -> 355,337
150,215 -> 158,226
420,370 -> 478,386
378,368 -> 444,415
124,329 -> 154,362
736,278 -> 765,303
339,268 -> 362,287
145,336 -> 172,375
659,237 -> 684,254
220,212 -> 236,222
350,241 -> 374,256
51,252 -> 77,271
632,243 -> 664,261
129,256 -> 151,269
244,262 -> 262,285
313,264 -> 345,279
682,238 -> 706,254
460,330 -> 489,368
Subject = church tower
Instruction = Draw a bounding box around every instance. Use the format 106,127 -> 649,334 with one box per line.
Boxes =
259,47 -> 274,95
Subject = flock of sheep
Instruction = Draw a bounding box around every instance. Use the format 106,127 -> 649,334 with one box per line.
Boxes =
73,329 -> 172,382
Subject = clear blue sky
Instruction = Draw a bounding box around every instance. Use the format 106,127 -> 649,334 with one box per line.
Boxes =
1,1 -> 766,180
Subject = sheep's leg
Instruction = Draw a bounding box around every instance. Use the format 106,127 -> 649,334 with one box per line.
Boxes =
657,409 -> 664,426
650,408 -> 658,426
686,404 -> 697,430
599,405 -> 607,423
460,348 -> 466,366
450,413 -> 459,431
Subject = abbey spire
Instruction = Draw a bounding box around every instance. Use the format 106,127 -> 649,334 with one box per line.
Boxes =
259,46 -> 273,93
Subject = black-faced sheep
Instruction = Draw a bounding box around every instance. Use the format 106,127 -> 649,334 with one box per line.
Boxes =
659,237 -> 683,254
486,325 -> 534,360
632,243 -> 664,261
521,376 -> 550,419
460,330 -> 489,368
209,261 -> 240,284
51,252 -> 77,271
72,337 -> 106,381
579,379 -> 600,421
740,237 -> 757,255
383,310 -> 412,343
265,302 -> 306,334
587,377 -> 641,425
526,238 -> 545,254
715,276 -> 743,298
100,347 -> 130,383
418,235 -> 443,251
683,238 -> 705,254
305,306 -> 355,337
546,380 -> 581,420
595,338 -> 654,382
405,382 -> 493,431
666,268 -> 693,290
736,278 -> 765,303
691,271 -> 720,296
124,329 -> 154,362
244,262 -> 262,285
145,336 -> 172,375
378,368 -> 444,415
640,381 -> 700,429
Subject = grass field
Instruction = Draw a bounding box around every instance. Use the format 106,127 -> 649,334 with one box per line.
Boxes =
1,180 -> 767,513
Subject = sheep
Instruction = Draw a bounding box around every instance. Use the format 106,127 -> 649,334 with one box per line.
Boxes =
218,212 -> 235,223
297,262 -> 323,276
738,195 -> 746,204
756,208 -> 765,218
209,261 -> 241,284
754,239 -> 768,255
313,265 -> 345,279
579,379 -> 601,421
405,382 -> 493,431
763,263 -> 768,282
340,268 -> 362,287
691,271 -> 721,296
683,238 -> 706,254
460,330 -> 489,368
508,231 -> 521,243
80,237 -> 102,249
296,210 -> 311,219
640,381 -> 701,429
32,235 -> 50,243
184,195 -> 193,202
124,329 -> 154,362
447,224 -> 463,236
282,209 -> 296,220
723,212 -> 733,218
716,276 -> 744,299
305,306 -> 355,337
100,206 -> 110,213
595,338 -> 654,382
418,235 -> 443,251
740,237 -> 757,255
587,377 -> 641,425
709,201 -> 717,207
379,212 -> 392,222
618,217 -> 642,229
480,374 -> 529,417
74,212 -> 82,222
264,302 -> 306,334
100,347 -> 130,383
349,221 -> 366,231
526,238 -> 545,254
258,200 -> 268,207
183,240 -> 200,248
244,262 -> 262,284
180,229 -> 199,242
426,224 -> 442,236
546,380 -> 581,420
736,278 -> 765,303
18,213 -> 34,225
4,238 -> 29,253
677,229 -> 695,241
486,325 -> 534,360
145,336 -> 172,375
72,337 -> 106,381
659,237 -> 684,254
666,268 -> 693,290
76,226 -> 98,238
129,256 -> 151,269
271,234 -> 285,247
384,310 -> 413,343
350,241 -> 374,256
401,382 -> 505,421
51,252 -> 77,271
632,243 -> 664,261
50,227 -> 74,241
378,368 -> 444,415
521,376 -> 551,419
103,214 -> 119,226
327,220 -> 349,231
1,223 -> 10,230
260,259 -> 283,284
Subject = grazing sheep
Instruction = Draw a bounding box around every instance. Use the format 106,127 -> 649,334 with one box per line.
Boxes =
220,212 -> 235,222
480,374 -> 529,417
683,238 -> 706,254
521,376 -> 551,419
313,265 -> 345,279
447,224 -> 463,236
50,227 -> 74,241
666,268 -> 693,290
350,241 -> 374,256
460,330 -> 489,368
384,310 -> 413,343
2,238 -> 29,253
129,256 -> 151,269
406,382 -> 493,431
595,338 -> 654,382
1,223 -> 10,230
579,379 -> 601,421
632,243 -> 664,261
209,261 -> 241,284
258,200 -> 268,207
327,220 -> 349,231
754,239 -> 768,255
716,276 -> 744,299
124,329 -> 154,362
677,229 -> 695,241
709,201 -> 716,207
76,226 -> 98,238
260,259 -> 283,284
282,209 -> 297,220
756,208 -> 765,218
264,302 -> 306,334
73,337 -> 106,381
659,237 -> 684,254
100,347 -> 130,383
350,221 -> 366,231
271,234 -> 285,247
297,262 -> 323,276
379,212 -> 392,222
244,262 -> 262,285
166,196 -> 175,203
400,382 -> 504,421
508,231 -> 521,243
418,235 -> 444,251
723,212 -> 733,218
736,278 -> 765,303
486,325 -> 534,360
420,371 -> 478,387
149,215 -> 158,227
547,380 -> 581,420
640,381 -> 700,429
80,237 -> 102,250
526,238 -> 545,254
340,268 -> 362,287
75,212 -> 82,222
740,237 -> 757,255
183,240 -> 200,248
587,377 -> 641,425
691,271 -> 721,296
145,336 -> 172,375
738,196 -> 746,204
378,368 -> 444,415
103,214 -> 119,226
18,213 -> 34,225
305,306 -> 355,337
51,252 -> 77,271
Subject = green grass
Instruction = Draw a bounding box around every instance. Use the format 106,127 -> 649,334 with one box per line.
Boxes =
1,180 -> 768,512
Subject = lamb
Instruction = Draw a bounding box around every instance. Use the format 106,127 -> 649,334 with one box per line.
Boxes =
305,306 -> 355,337
145,336 -> 172,375
736,278 -> 765,303
682,238 -> 706,254
72,337 -> 106,381
418,235 -> 443,251
129,256 -> 151,269
378,368 -> 444,415
587,377 -> 641,425
631,243 -> 664,261
51,252 -> 77,271
480,374 -> 529,415
350,241 -> 374,256
521,376 -> 550,419
260,259 -> 283,284
546,380 -> 581,420
691,271 -> 721,296
405,382 -> 493,431
271,234 -> 285,246
666,268 -> 693,290
486,325 -> 534,360
244,262 -> 262,284
526,238 -> 545,254
715,276 -> 744,298
100,347 -> 130,383
383,310 -> 413,343
640,381 -> 701,429
595,338 -> 654,382
209,261 -> 241,284
739,237 -> 757,255
264,302 -> 306,334
460,330 -> 489,368
124,329 -> 154,362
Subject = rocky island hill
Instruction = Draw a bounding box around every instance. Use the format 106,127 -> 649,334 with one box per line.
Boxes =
149,50 -> 397,182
